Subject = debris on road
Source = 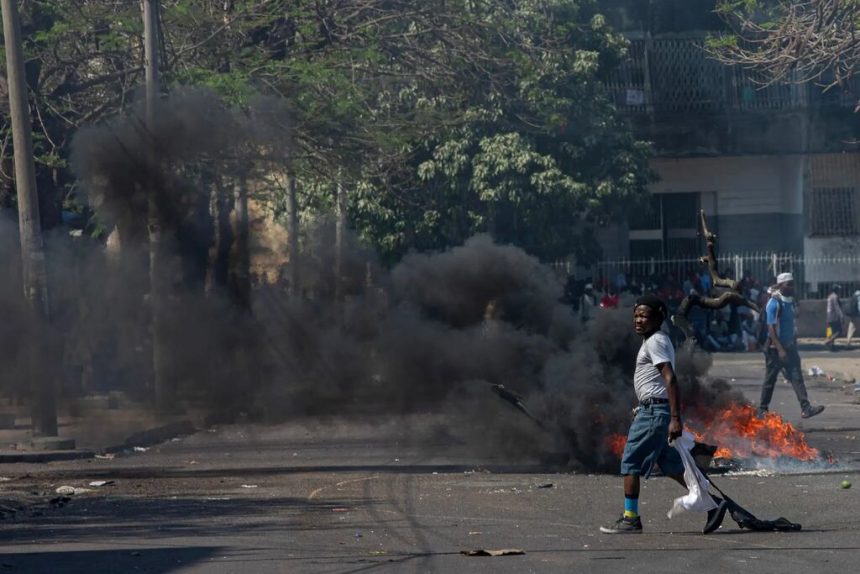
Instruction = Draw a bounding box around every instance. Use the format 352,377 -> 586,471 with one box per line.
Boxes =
240,484 -> 258,489
119,421 -> 196,451
841,480 -> 852,489
0,504 -> 20,518
88,481 -> 115,487
132,447 -> 149,453
808,366 -> 825,377
54,486 -> 91,495
536,483 -> 554,489
331,507 -> 349,512
94,454 -> 115,460
461,548 -> 526,557
725,469 -> 774,478
49,496 -> 70,508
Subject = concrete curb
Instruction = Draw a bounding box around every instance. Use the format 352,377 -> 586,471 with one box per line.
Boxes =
0,449 -> 95,463
104,420 -> 196,454
0,420 -> 196,464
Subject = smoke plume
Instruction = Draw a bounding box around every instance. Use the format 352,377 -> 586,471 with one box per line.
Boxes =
0,89 -> 742,471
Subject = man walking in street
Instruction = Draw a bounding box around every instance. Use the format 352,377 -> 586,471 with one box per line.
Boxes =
825,285 -> 845,351
580,283 -> 597,323
600,294 -> 727,534
758,273 -> 825,420
846,290 -> 860,345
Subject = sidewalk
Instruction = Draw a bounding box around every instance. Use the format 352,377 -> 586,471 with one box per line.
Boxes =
0,400 -> 201,463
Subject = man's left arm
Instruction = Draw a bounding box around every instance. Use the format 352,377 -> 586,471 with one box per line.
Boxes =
659,362 -> 682,441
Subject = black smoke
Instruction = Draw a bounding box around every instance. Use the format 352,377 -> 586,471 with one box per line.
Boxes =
0,89 -> 742,471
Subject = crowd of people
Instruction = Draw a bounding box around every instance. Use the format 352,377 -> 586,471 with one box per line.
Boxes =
565,268 -> 860,353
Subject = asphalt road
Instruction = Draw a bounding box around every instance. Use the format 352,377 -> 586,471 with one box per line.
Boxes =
1,350 -> 858,573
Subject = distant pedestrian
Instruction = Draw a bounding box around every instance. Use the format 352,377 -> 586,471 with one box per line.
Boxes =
600,290 -> 620,309
758,273 -> 825,420
741,313 -> 758,351
580,283 -> 598,322
699,271 -> 712,295
824,285 -> 845,351
846,290 -> 860,344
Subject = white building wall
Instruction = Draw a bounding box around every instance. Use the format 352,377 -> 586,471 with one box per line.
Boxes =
649,155 -> 805,253
804,154 -> 860,290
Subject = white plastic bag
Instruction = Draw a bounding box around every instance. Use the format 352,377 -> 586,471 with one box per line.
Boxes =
667,432 -> 718,518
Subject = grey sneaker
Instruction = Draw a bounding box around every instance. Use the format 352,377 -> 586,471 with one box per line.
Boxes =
600,515 -> 643,534
801,405 -> 825,419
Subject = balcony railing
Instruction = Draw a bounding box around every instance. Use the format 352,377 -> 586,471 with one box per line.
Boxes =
605,36 -> 856,114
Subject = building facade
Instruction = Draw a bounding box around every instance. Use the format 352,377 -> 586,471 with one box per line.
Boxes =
595,0 -> 860,293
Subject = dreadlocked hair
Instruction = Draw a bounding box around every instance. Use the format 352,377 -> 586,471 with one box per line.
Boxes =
635,293 -> 667,322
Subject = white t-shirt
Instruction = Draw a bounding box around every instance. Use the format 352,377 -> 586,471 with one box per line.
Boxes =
633,331 -> 675,402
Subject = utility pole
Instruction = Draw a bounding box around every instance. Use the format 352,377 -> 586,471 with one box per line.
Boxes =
143,0 -> 170,409
1,0 -> 58,436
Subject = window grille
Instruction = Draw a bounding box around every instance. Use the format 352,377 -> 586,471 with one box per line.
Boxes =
810,187 -> 858,236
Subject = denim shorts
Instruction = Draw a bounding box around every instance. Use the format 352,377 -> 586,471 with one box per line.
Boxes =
620,403 -> 684,478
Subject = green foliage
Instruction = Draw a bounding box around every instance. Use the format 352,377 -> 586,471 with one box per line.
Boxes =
4,0 -> 652,263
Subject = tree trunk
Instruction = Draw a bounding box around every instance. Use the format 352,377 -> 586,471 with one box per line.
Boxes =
229,176 -> 251,310
35,163 -> 62,230
206,173 -> 233,294
143,0 -> 171,409
1,0 -> 57,436
287,173 -> 300,297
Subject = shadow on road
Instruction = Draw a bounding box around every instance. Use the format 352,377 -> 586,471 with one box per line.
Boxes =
25,463 -> 557,481
0,495 -> 371,544
0,546 -> 223,573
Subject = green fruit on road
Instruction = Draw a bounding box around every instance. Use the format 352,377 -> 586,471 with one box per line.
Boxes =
840,480 -> 852,489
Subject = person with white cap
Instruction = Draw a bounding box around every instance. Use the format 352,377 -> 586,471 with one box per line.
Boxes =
758,272 -> 825,419
846,290 -> 860,345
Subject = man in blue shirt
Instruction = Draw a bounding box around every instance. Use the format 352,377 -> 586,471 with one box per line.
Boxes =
758,273 -> 825,419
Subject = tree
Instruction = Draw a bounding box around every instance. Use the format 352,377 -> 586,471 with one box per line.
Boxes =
710,1 -> 860,94
342,1 -> 653,261
0,1 -> 147,230
5,0 -> 653,266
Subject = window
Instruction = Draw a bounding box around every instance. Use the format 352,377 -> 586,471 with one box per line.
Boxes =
629,192 -> 701,259
810,187 -> 859,236
629,195 -> 661,231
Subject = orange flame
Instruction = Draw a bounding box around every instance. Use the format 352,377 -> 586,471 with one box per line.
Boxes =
607,403 -> 821,462
688,403 -> 819,462
606,434 -> 627,458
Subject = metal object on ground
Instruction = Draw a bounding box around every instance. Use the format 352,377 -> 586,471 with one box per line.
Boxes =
490,384 -> 545,429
